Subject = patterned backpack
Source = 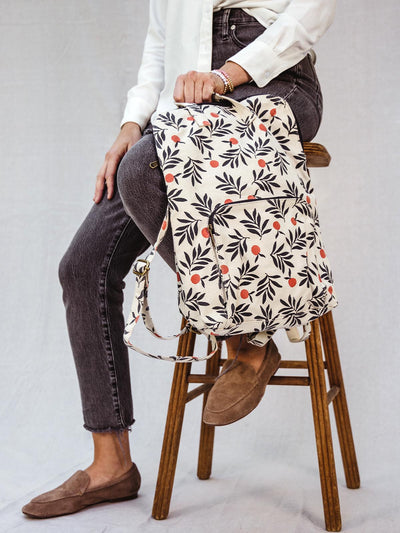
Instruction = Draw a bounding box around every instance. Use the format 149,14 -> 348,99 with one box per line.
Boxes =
123,93 -> 338,362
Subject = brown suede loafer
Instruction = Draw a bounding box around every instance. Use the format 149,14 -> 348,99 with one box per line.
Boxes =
202,338 -> 281,426
21,462 -> 141,519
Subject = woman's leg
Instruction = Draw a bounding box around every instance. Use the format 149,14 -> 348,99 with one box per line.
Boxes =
58,123 -> 175,486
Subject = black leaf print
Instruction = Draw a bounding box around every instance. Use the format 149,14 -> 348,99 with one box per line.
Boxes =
270,241 -> 294,273
189,129 -> 214,155
190,243 -> 214,272
220,146 -> 248,168
282,114 -> 299,137
229,302 -> 252,325
242,137 -> 273,159
224,228 -> 248,261
235,260 -> 259,286
278,295 -> 308,326
251,169 -> 280,194
319,262 -> 335,284
272,148 -> 290,175
157,111 -> 185,130
294,152 -> 307,171
175,212 -> 201,246
212,208 -> 236,229
191,192 -> 214,217
209,119 -> 233,138
256,273 -> 282,302
182,157 -> 206,186
282,180 -> 300,199
265,197 -> 291,219
215,172 -> 247,196
236,116 -> 258,139
286,228 -> 308,250
240,208 -> 271,238
253,305 -> 281,331
161,145 -> 183,171
168,189 -> 187,211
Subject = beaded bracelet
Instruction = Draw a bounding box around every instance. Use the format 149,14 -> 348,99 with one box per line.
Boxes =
211,69 -> 234,94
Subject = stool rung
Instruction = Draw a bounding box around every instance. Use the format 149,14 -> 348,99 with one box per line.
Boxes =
218,358 -> 327,369
188,374 -> 216,384
186,383 -> 213,403
327,385 -> 340,404
269,375 -> 311,386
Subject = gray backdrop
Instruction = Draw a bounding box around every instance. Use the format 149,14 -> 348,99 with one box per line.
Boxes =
1,1 -> 399,531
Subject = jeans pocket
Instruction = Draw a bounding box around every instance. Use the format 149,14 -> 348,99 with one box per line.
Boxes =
230,22 -> 266,48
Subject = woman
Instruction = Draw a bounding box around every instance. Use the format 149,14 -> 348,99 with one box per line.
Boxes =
22,0 -> 335,519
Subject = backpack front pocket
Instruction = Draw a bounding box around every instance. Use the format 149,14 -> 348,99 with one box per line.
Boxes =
208,195 -> 317,330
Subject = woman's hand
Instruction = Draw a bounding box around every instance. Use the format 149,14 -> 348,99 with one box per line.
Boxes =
93,122 -> 142,203
173,61 -> 252,104
173,71 -> 225,104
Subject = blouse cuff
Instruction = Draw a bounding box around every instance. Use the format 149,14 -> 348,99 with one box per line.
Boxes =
120,96 -> 156,131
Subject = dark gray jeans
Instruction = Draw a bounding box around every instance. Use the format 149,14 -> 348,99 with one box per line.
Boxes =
58,8 -> 323,434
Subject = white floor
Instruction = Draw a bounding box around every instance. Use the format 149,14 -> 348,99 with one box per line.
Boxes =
2,358 -> 399,533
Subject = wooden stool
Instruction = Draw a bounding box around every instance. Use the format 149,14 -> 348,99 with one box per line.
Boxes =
151,144 -> 360,532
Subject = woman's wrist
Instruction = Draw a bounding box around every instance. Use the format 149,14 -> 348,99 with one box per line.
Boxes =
215,61 -> 252,91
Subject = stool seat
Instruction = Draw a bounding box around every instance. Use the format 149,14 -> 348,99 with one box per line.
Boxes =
304,142 -> 331,167
151,143 -> 360,532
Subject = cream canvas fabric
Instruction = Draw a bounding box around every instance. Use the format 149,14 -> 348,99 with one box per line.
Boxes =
123,93 -> 338,361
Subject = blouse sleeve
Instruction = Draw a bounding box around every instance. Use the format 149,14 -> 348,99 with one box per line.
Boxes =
120,0 -> 166,130
226,0 -> 336,87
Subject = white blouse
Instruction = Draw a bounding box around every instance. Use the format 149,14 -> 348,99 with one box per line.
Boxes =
120,0 -> 336,130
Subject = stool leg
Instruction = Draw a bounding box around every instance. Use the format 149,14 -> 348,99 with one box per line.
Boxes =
152,326 -> 196,520
306,318 -> 341,532
319,311 -> 360,489
197,341 -> 221,480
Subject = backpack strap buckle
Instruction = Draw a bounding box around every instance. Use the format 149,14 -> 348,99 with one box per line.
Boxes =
132,258 -> 150,277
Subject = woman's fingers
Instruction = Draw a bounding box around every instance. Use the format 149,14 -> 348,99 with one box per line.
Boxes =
104,154 -> 120,200
203,81 -> 215,103
174,71 -> 224,104
194,78 -> 204,104
173,75 -> 185,102
94,159 -> 107,203
94,153 -> 119,203
184,77 -> 195,103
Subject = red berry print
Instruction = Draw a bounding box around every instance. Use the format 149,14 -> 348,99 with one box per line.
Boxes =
288,278 -> 297,287
320,249 -> 326,258
224,198 -> 232,204
211,112 -> 219,118
210,160 -> 219,167
135,315 -> 140,323
318,275 -> 322,282
273,221 -> 280,230
270,108 -> 276,116
171,135 -> 180,143
201,227 -> 210,238
177,272 -> 181,282
230,137 -> 238,145
191,274 -> 200,284
165,173 -> 174,183
259,123 -> 267,131
306,196 -> 311,204
328,286 -> 333,294
251,245 -> 260,255
220,264 -> 229,274
203,120 -> 211,126
258,159 -> 266,167
240,289 -> 249,299
291,217 -> 297,225
161,220 -> 167,230
247,195 -> 255,200
187,116 -> 194,121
